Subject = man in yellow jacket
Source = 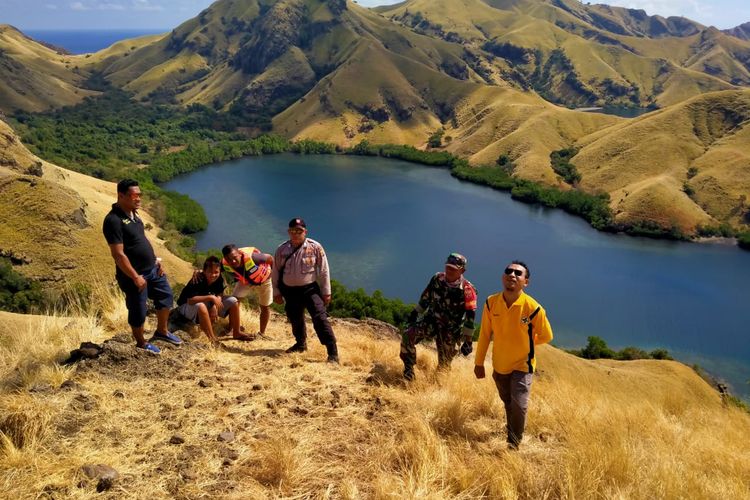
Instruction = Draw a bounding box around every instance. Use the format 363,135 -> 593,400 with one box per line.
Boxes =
474,260 -> 553,450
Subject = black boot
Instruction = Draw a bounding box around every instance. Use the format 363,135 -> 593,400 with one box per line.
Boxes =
286,342 -> 307,353
326,343 -> 339,363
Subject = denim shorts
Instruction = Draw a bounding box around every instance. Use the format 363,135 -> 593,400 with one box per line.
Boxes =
177,296 -> 238,323
116,266 -> 173,327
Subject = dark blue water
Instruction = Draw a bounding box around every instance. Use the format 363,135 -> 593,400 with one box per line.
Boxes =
164,154 -> 750,399
23,30 -> 166,54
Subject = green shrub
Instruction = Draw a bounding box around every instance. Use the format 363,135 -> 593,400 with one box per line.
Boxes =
580,336 -> 615,359
0,258 -> 47,313
327,280 -> 414,327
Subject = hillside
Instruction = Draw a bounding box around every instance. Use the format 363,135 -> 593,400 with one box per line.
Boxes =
573,89 -> 750,230
381,0 -> 749,108
725,22 -> 750,41
1,299 -> 748,498
0,117 -> 191,291
0,25 -> 95,113
1,0 -> 748,236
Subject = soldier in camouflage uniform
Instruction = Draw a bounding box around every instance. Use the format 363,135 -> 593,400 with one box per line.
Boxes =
400,253 -> 478,381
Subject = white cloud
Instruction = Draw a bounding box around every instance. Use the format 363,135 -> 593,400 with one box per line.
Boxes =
97,2 -> 125,10
70,2 -> 87,10
133,0 -> 164,12
604,0 -> 712,21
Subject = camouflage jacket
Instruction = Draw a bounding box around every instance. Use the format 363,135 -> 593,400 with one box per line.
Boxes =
416,272 -> 477,338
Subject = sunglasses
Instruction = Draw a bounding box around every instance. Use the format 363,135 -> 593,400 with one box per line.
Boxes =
504,268 -> 525,277
288,228 -> 305,235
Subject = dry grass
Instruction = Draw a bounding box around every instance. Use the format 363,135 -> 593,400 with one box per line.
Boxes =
0,282 -> 748,499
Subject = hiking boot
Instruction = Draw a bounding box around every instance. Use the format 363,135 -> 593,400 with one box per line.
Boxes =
285,342 -> 307,353
326,343 -> 339,363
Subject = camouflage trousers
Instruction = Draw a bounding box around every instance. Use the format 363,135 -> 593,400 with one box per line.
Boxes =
400,322 -> 459,377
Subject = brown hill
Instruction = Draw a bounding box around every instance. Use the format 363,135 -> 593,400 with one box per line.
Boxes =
0,301 -> 748,498
574,89 -> 750,231
0,25 -> 95,113
724,21 -> 750,41
0,118 -> 191,291
381,0 -> 749,108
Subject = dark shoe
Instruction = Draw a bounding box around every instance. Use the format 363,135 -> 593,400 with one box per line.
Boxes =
403,369 -> 415,381
325,343 -> 338,363
327,353 -> 339,363
285,343 -> 307,353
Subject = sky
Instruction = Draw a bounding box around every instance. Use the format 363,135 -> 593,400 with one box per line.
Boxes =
1,0 -> 749,31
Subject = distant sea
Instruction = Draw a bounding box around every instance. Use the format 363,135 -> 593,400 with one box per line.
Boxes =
23,29 -> 167,55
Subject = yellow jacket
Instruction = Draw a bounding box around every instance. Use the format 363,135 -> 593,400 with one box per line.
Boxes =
475,292 -> 553,374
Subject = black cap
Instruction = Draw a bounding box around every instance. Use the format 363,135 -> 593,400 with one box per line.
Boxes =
288,217 -> 306,229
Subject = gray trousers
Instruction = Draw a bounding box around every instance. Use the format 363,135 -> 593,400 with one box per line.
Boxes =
492,370 -> 533,447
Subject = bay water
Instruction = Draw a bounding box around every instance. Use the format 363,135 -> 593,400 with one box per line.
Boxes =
164,154 -> 750,400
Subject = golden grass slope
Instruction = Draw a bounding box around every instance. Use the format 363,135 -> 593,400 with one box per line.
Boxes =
574,90 -> 750,231
383,0 -> 747,107
0,25 -> 96,114
0,118 -> 191,289
0,295 -> 748,498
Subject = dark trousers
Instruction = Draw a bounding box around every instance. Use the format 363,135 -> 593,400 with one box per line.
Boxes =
282,282 -> 336,349
492,370 -> 533,447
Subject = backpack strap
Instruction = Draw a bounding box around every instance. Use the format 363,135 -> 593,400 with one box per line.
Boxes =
525,306 -> 541,374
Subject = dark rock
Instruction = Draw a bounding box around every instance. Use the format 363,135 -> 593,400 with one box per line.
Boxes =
217,431 -> 235,443
235,394 -> 248,403
220,447 -> 240,461
198,379 -> 213,388
170,434 -> 186,445
251,384 -> 263,391
81,464 -> 119,492
29,383 -> 53,393
291,406 -> 309,416
60,380 -> 82,391
184,397 -> 196,409
63,342 -> 103,365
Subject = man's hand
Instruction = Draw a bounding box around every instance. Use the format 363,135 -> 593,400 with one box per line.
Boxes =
133,274 -> 147,292
156,258 -> 165,277
274,294 -> 284,305
474,365 -> 486,379
190,269 -> 201,284
407,309 -> 418,325
323,294 -> 331,306
460,341 -> 473,356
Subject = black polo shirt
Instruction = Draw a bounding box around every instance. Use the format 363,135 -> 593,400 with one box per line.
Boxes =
177,274 -> 226,306
103,203 -> 156,277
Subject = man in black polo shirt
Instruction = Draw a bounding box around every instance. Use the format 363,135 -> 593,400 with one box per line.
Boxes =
103,179 -> 182,354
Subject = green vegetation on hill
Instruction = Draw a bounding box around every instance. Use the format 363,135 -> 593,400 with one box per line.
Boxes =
0,258 -> 46,313
550,148 -> 581,185
328,280 -> 414,327
568,336 -> 673,361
